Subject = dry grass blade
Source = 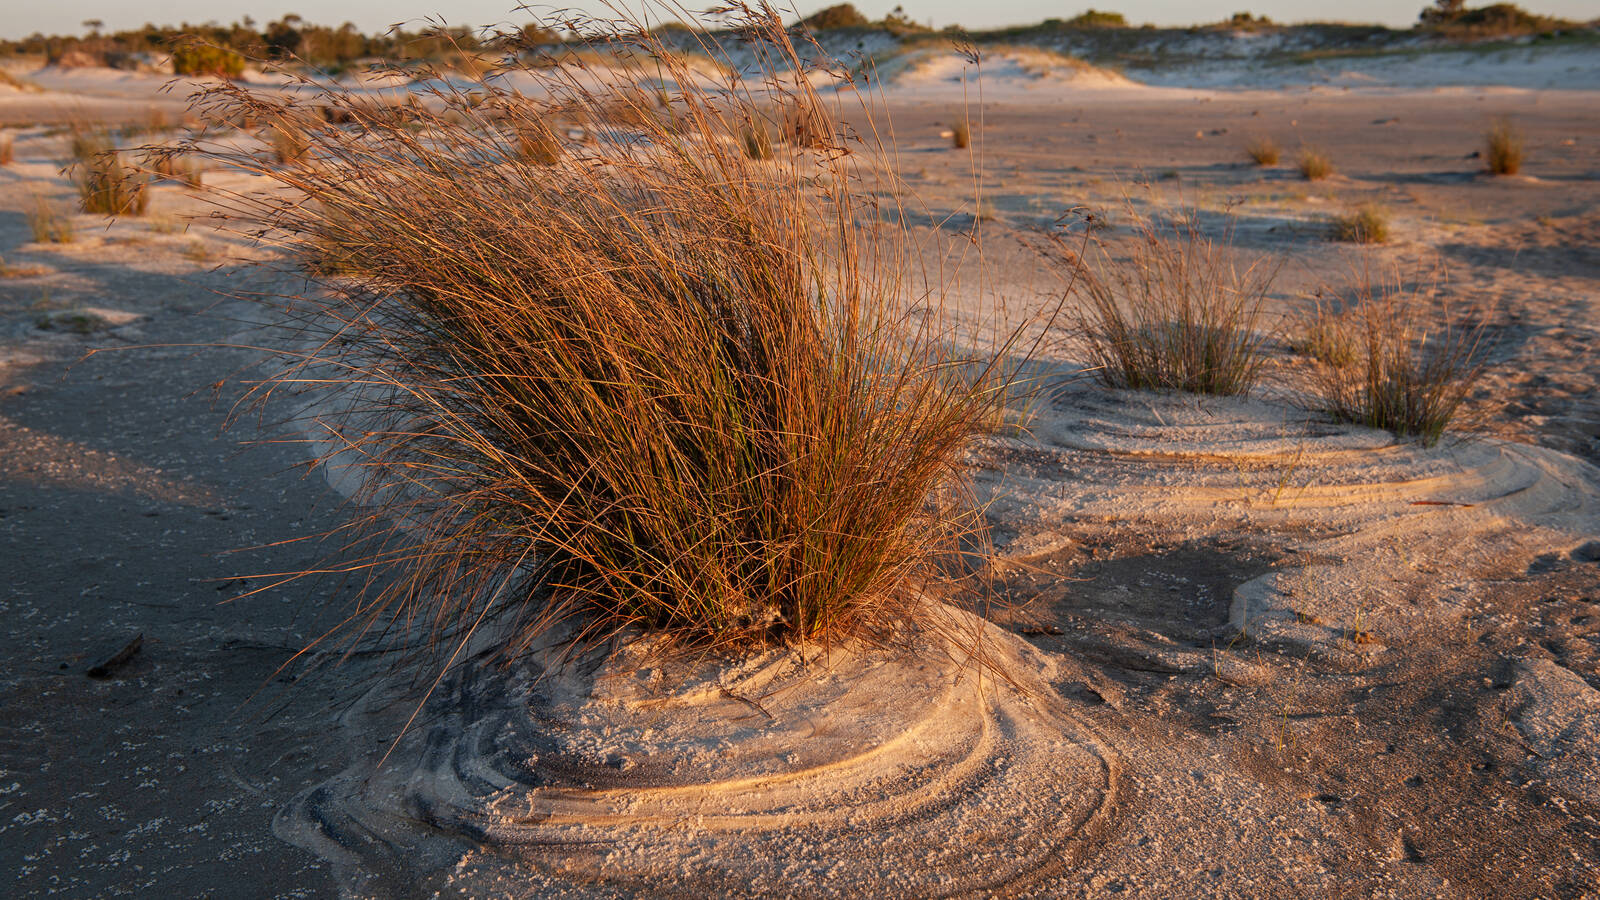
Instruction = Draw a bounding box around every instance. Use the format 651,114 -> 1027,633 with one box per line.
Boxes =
1057,207 -> 1276,396
1299,266 -> 1491,447
184,3 -> 1052,680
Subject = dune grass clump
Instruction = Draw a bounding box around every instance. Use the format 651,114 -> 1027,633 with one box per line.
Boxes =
0,132 -> 13,165
1059,209 -> 1276,396
515,120 -> 564,166
76,150 -> 150,216
1332,204 -> 1389,244
69,125 -> 113,164
1245,135 -> 1279,166
268,121 -> 309,164
741,121 -> 774,160
141,148 -> 205,187
188,5 -> 1046,667
27,195 -> 74,243
1302,269 -> 1490,446
951,119 -> 970,149
1297,146 -> 1332,181
1485,117 -> 1523,175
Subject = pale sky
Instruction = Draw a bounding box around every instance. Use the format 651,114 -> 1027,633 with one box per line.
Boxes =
7,1 -> 1596,39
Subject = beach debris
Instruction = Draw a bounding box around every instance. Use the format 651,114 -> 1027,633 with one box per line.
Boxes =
86,632 -> 143,678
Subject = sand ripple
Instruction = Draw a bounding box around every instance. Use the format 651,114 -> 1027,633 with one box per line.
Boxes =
276,613 -> 1123,897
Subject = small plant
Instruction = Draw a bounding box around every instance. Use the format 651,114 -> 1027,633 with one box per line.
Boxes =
1331,204 -> 1389,244
951,119 -> 970,149
1287,302 -> 1357,369
1485,117 -> 1523,175
0,131 -> 13,165
1297,146 -> 1332,181
268,122 -> 309,165
1060,208 -> 1276,396
1301,267 -> 1490,447
780,99 -> 830,148
26,195 -> 74,243
77,151 -> 150,216
142,149 -> 204,188
515,120 -> 563,166
741,122 -> 773,160
1245,135 -> 1279,166
69,125 -> 113,164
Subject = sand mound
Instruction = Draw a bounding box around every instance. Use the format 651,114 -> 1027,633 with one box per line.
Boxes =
984,389 -> 1600,655
870,45 -> 1134,99
275,611 -> 1122,897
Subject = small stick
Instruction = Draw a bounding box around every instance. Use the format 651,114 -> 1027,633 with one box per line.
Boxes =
86,633 -> 143,678
719,686 -> 774,721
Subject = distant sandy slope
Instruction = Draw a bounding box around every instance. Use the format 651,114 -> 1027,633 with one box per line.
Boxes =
1,54 -> 1598,898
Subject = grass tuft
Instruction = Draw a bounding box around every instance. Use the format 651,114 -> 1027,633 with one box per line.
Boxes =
1485,117 -> 1523,175
1331,204 -> 1389,244
741,122 -> 773,160
1300,268 -> 1490,447
77,151 -> 150,216
951,119 -> 970,149
186,5 -> 1053,670
1297,146 -> 1332,181
0,131 -> 13,166
1059,208 -> 1276,396
27,195 -> 75,243
268,121 -> 309,165
1245,135 -> 1279,166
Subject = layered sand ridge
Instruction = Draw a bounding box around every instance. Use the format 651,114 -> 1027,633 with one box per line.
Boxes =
277,389 -> 1600,895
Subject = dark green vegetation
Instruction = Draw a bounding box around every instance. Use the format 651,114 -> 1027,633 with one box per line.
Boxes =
4,4 -> 1592,78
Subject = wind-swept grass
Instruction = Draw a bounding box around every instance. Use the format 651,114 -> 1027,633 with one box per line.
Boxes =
185,4 -> 1052,669
1300,268 -> 1490,446
1056,208 -> 1276,396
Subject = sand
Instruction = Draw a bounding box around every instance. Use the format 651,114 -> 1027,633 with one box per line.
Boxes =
3,42 -> 1599,898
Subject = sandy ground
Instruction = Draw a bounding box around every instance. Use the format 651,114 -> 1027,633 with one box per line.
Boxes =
2,51 -> 1599,898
